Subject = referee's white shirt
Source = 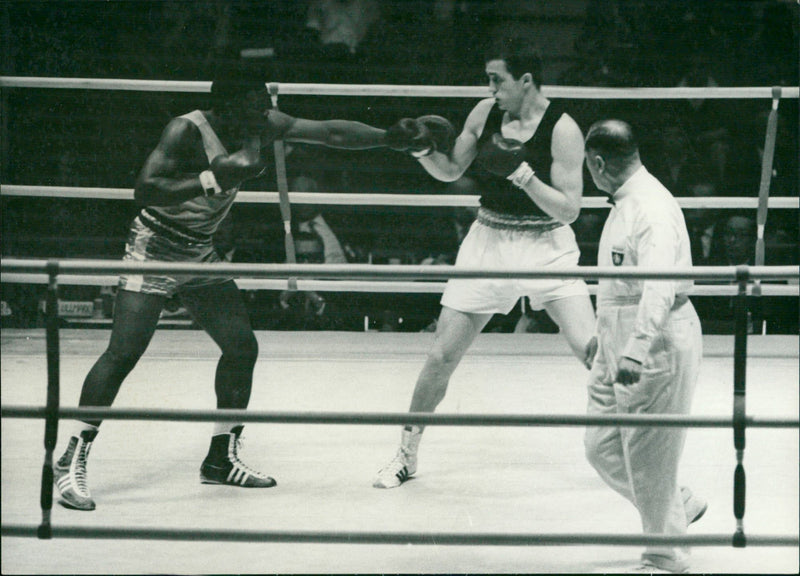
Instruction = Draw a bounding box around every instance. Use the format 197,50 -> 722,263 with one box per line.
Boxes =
597,165 -> 694,363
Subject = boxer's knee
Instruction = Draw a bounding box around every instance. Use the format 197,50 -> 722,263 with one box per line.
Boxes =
224,331 -> 258,366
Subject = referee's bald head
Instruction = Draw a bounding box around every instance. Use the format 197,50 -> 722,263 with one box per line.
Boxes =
585,119 -> 640,175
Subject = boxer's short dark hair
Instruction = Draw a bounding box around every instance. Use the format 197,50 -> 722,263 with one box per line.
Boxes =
210,63 -> 266,110
485,36 -> 543,88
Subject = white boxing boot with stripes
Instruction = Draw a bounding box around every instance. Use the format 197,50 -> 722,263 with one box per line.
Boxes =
373,426 -> 422,488
200,425 -> 276,488
54,428 -> 98,511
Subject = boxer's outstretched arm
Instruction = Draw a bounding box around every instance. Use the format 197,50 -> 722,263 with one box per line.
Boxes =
271,110 -> 386,150
415,98 -> 493,182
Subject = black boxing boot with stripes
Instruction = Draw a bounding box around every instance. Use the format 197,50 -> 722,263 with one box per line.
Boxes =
54,428 -> 98,511
200,425 -> 276,488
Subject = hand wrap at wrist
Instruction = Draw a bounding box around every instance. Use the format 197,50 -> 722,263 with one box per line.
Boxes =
199,170 -> 223,197
507,162 -> 536,189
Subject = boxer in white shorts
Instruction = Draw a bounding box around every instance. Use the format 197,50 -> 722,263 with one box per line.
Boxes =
374,36 -> 597,489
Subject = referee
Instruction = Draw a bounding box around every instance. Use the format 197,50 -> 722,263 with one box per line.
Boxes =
582,119 -> 707,574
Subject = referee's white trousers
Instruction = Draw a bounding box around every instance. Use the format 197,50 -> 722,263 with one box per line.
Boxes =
584,301 -> 702,573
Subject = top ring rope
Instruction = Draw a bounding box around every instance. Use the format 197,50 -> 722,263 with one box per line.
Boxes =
0,77 -> 798,99
2,186 -> 798,209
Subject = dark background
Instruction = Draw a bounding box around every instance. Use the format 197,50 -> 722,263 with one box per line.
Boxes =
1,0 -> 797,333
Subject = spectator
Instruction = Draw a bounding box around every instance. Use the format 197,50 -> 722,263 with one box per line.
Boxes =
711,213 -> 756,267
648,125 -> 702,198
671,54 -> 734,185
683,177 -> 721,266
292,175 -> 348,264
270,230 -> 349,331
744,2 -> 799,86
694,212 -> 763,335
156,1 -> 234,78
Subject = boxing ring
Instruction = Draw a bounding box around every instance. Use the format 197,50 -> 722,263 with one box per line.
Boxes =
1,77 -> 799,574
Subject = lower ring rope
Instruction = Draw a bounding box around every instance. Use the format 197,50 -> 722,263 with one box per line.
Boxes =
1,524 -> 796,547
3,406 -> 798,428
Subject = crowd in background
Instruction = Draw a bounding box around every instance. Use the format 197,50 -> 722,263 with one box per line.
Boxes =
1,0 -> 798,334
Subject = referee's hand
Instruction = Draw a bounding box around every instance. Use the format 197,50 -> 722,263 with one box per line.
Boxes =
616,357 -> 643,385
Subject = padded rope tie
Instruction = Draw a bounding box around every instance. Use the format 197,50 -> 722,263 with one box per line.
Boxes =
751,86 -> 781,306
268,82 -> 297,291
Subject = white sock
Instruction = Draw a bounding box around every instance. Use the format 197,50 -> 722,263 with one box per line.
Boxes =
401,426 -> 422,453
69,421 -> 98,439
212,422 -> 241,436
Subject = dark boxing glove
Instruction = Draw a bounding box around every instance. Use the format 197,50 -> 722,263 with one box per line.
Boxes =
477,133 -> 536,188
416,115 -> 456,156
204,146 -> 266,195
477,133 -> 527,177
384,118 -> 434,157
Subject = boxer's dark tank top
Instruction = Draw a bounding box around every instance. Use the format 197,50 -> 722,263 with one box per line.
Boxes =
474,100 -> 566,218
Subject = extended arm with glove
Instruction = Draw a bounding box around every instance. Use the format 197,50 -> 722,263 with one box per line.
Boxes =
385,115 -> 456,158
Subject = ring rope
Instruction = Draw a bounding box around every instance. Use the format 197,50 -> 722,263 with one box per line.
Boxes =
2,405 -> 797,429
1,76 -> 798,99
2,260 -> 797,548
2,259 -> 797,282
2,185 -> 798,209
3,273 -> 798,298
1,524 -> 796,547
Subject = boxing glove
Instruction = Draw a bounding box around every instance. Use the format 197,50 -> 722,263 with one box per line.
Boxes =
416,115 -> 456,156
478,133 -> 537,188
384,118 -> 434,157
477,133 -> 528,177
206,146 -> 266,194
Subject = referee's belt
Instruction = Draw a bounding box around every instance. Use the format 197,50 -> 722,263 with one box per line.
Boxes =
602,294 -> 689,310
672,294 -> 689,310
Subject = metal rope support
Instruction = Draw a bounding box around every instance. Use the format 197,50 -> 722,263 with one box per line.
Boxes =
38,260 -> 61,540
732,265 -> 750,547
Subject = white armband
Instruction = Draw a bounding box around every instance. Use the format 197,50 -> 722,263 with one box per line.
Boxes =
199,170 -> 222,197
